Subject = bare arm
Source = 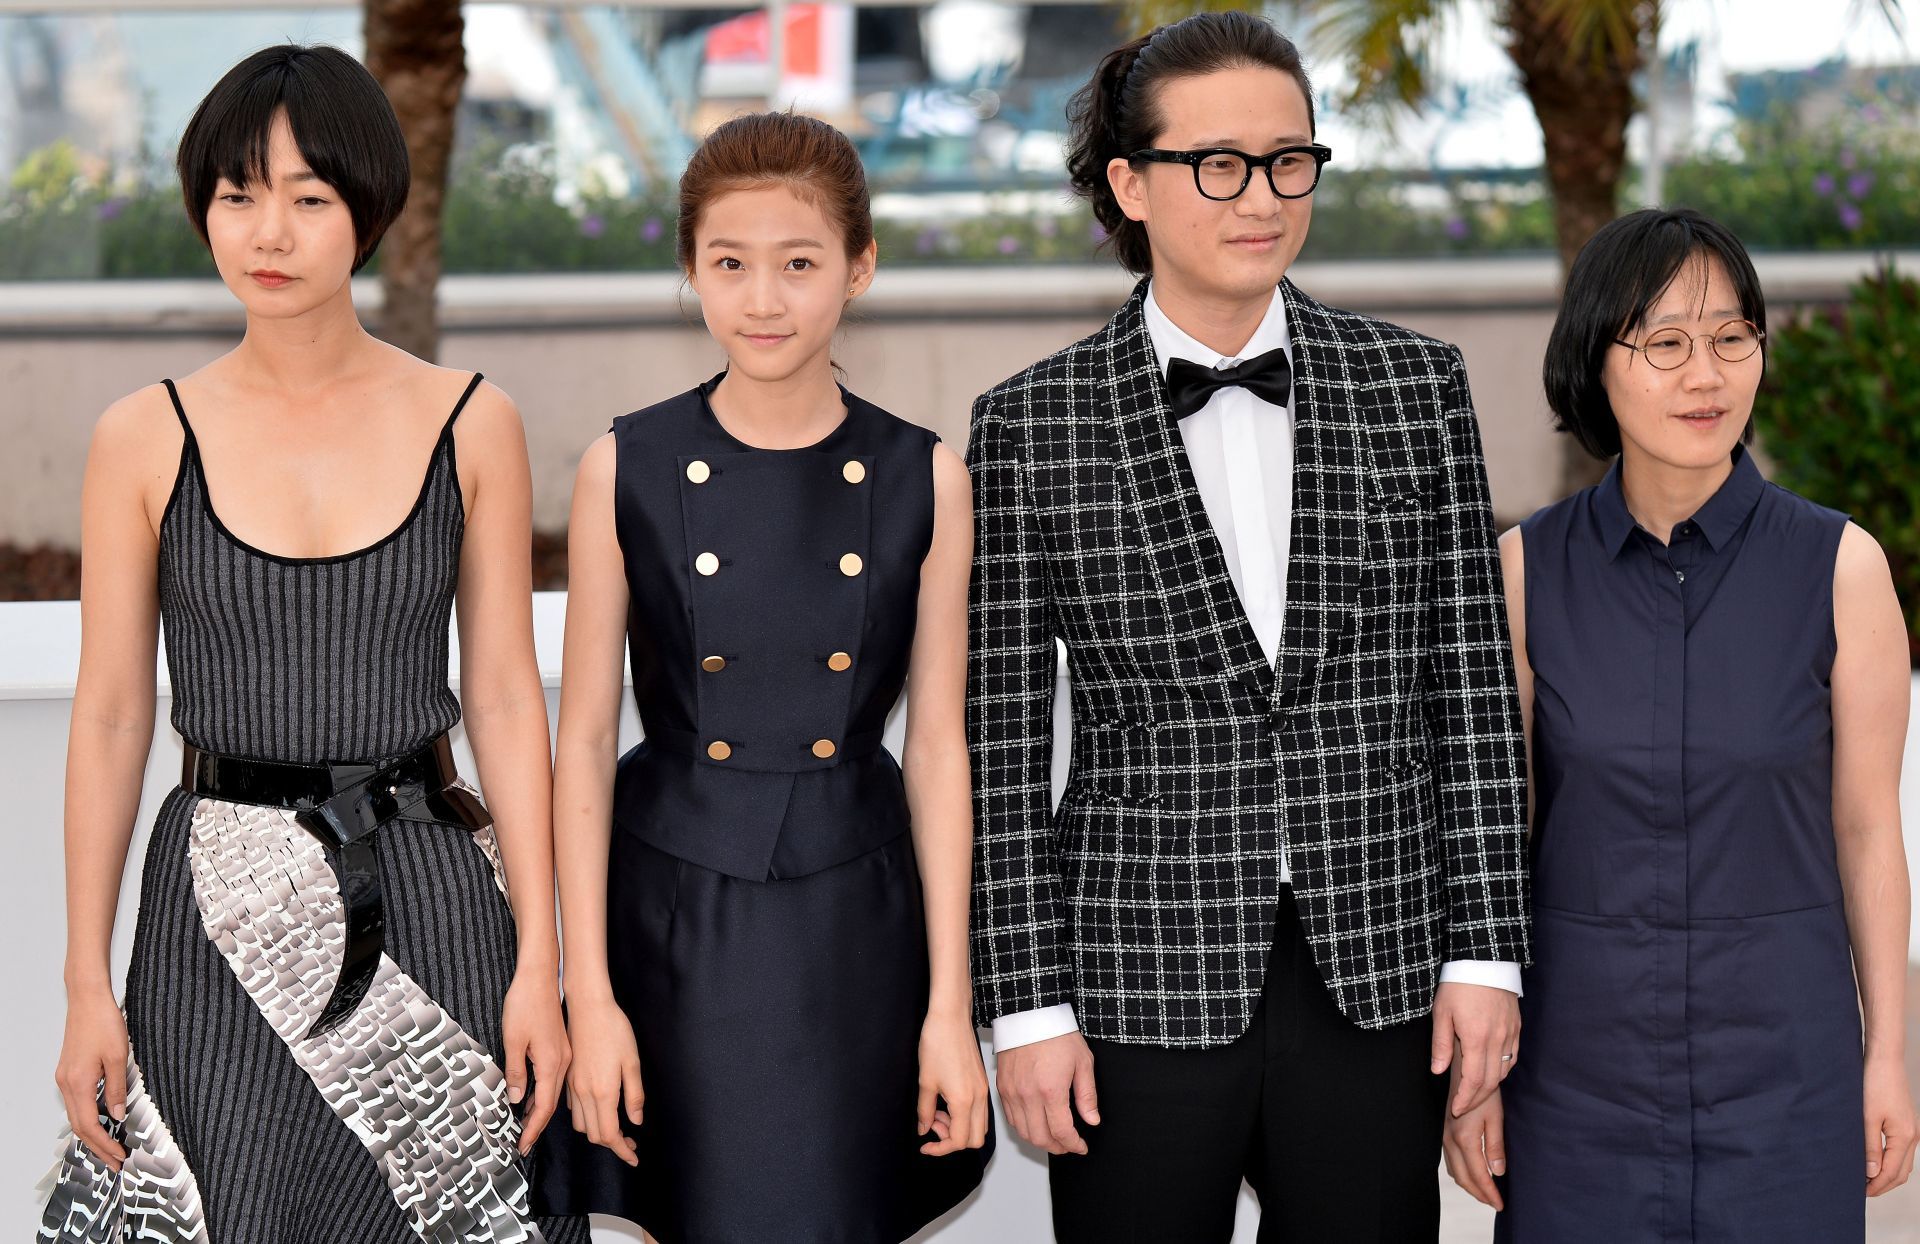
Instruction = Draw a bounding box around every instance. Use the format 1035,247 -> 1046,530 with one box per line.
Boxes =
450,382 -> 568,1149
1829,522 -> 1915,1196
550,433 -> 643,1164
903,442 -> 991,1154
56,388 -> 176,1166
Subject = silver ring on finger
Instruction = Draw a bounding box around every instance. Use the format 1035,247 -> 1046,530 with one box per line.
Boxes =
1500,1052 -> 1514,1062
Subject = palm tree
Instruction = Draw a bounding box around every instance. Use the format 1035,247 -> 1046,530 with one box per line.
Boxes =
1127,0 -> 1904,492
363,0 -> 466,362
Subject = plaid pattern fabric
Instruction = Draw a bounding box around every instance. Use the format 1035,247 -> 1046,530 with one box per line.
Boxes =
965,278 -> 1530,1048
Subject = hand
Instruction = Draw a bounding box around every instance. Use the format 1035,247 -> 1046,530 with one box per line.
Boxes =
1432,981 -> 1520,1117
1865,1052 -> 1917,1196
995,1029 -> 1099,1155
917,1009 -> 991,1156
501,968 -> 571,1153
55,987 -> 130,1171
563,993 -> 643,1166
1442,1077 -> 1506,1211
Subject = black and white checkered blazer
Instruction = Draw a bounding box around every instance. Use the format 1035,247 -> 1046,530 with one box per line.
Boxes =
965,277 -> 1531,1048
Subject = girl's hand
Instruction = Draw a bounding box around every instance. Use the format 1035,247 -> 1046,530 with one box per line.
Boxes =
502,968 -> 571,1153
917,1008 -> 990,1156
55,987 -> 131,1170
1442,1073 -> 1506,1211
1866,1052 -> 1917,1196
564,994 -> 644,1166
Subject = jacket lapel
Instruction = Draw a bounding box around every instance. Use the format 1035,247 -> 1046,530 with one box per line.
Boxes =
1102,280 -> 1272,699
1272,279 -> 1362,711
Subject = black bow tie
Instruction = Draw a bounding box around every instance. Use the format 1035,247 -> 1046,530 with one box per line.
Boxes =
1165,346 -> 1293,420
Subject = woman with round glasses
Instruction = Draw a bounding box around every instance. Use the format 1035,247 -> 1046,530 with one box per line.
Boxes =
1440,207 -> 1916,1240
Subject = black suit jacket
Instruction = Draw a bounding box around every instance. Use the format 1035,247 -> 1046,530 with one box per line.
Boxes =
965,277 -> 1531,1047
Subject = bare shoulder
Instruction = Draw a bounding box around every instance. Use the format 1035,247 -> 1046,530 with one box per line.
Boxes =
90,383 -> 187,507
930,438 -> 971,497
576,430 -> 618,489
1835,520 -> 1892,590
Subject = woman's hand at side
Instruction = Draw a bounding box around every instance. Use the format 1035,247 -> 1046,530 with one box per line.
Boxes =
54,986 -> 131,1169
564,993 -> 644,1166
1442,1077 -> 1506,1212
917,1006 -> 991,1156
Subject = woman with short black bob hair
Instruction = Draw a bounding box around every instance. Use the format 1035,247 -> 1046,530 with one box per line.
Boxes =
41,45 -> 587,1244
1443,207 -> 1917,1240
174,42 -> 409,273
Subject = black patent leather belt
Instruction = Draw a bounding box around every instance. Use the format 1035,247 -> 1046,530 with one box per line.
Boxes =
645,726 -> 887,763
180,732 -> 491,1037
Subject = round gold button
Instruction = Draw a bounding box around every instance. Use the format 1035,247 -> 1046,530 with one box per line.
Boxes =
695,552 -> 720,576
827,651 -> 852,672
839,553 -> 863,577
707,740 -> 732,761
686,460 -> 711,484
811,738 -> 837,759
701,655 -> 726,673
842,460 -> 867,484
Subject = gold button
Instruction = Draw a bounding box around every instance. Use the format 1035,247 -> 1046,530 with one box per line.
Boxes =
839,553 -> 863,577
827,651 -> 852,672
701,655 -> 726,673
842,460 -> 866,484
811,738 -> 837,759
695,551 -> 720,576
707,740 -> 732,761
686,460 -> 711,484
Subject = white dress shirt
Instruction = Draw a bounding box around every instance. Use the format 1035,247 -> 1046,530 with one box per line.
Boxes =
991,283 -> 1519,1053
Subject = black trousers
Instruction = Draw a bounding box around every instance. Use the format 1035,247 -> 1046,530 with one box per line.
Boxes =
1049,889 -> 1448,1243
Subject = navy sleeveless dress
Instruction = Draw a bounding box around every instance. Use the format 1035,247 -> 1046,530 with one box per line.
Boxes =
1497,446 -> 1862,1242
537,376 -> 991,1242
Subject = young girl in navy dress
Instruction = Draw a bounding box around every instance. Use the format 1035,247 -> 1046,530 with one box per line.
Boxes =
537,112 -> 993,1241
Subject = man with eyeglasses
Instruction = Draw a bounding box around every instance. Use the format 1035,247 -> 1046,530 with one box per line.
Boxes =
964,12 -> 1530,1242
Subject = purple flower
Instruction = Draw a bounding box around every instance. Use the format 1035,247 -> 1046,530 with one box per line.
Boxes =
1089,220 -> 1108,243
997,235 -> 1020,255
1838,201 -> 1864,231
1840,147 -> 1858,170
1444,215 -> 1469,240
1863,104 -> 1884,123
1848,171 -> 1875,199
1813,172 -> 1835,197
96,196 -> 129,221
641,216 -> 664,243
915,227 -> 941,256
580,214 -> 605,239
1037,216 -> 1059,239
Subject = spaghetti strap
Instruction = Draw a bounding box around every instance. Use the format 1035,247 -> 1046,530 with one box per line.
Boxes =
161,378 -> 195,440
438,372 -> 485,439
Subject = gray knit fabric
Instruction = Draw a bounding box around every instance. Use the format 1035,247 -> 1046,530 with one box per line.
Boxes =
157,376 -> 466,765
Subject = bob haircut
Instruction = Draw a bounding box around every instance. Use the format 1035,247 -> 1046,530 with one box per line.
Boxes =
176,44 -> 410,274
1544,207 -> 1767,460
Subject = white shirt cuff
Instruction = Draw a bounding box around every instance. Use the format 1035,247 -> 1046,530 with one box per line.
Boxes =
1438,959 -> 1523,997
990,1003 -> 1080,1051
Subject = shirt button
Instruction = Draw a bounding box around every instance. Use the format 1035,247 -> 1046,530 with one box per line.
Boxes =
686,460 -> 711,484
695,551 -> 720,576
701,655 -> 726,673
811,739 -> 837,759
707,740 -> 732,761
842,460 -> 867,484
827,651 -> 853,672
839,553 -> 863,577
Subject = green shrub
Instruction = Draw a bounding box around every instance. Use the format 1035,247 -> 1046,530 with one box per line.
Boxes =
1755,264 -> 1920,665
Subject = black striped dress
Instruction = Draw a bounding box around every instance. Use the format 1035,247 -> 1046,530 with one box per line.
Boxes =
38,375 -> 589,1244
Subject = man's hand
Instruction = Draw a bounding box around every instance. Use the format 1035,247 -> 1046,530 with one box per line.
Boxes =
1431,981 -> 1520,1117
995,1030 -> 1100,1154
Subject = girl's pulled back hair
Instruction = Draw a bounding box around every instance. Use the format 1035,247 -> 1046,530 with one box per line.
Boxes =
676,111 -> 874,269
